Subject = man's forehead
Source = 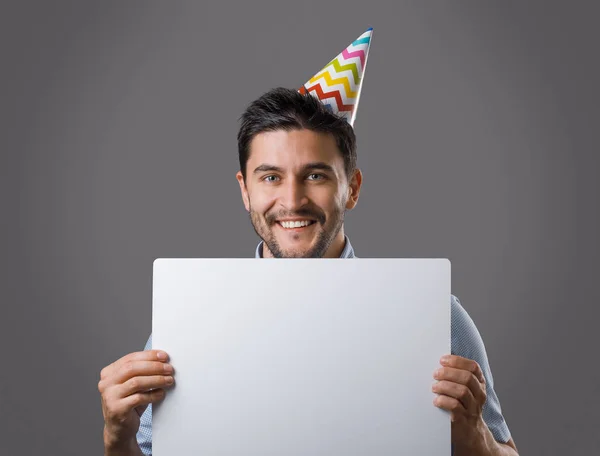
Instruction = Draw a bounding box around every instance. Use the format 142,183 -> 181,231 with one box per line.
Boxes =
248,129 -> 343,166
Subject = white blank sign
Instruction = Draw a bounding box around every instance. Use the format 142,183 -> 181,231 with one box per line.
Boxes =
152,258 -> 451,455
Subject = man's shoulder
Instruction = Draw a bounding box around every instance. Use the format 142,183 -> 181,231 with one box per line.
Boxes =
450,294 -> 478,327
450,294 -> 488,360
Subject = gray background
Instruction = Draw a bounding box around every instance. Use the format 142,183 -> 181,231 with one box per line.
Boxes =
1,1 -> 598,454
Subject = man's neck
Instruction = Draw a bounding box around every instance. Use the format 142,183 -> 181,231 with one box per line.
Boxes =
262,228 -> 347,258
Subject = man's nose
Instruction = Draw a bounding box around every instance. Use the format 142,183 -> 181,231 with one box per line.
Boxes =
279,179 -> 309,209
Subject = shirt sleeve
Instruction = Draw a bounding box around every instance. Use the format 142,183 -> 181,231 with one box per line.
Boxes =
451,295 -> 512,443
136,333 -> 153,456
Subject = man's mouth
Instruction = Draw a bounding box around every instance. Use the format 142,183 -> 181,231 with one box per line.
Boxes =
276,219 -> 317,230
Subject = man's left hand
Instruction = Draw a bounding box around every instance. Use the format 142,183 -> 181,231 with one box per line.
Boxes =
432,354 -> 490,451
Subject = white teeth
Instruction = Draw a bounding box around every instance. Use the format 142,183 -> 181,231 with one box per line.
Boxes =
280,220 -> 313,228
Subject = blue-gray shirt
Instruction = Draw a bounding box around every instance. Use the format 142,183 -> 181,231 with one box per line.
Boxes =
136,236 -> 512,454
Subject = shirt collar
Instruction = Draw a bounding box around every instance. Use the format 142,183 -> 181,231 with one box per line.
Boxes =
255,235 -> 355,258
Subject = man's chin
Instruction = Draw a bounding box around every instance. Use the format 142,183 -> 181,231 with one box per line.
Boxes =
280,250 -> 315,258
275,244 -> 317,258
264,239 -> 319,258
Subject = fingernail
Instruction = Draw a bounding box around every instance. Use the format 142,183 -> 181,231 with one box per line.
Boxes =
440,355 -> 451,363
157,351 -> 167,360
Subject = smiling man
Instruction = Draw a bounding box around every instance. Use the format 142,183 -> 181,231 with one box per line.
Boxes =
237,125 -> 359,259
98,29 -> 519,456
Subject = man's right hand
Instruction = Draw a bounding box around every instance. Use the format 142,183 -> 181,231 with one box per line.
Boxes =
98,349 -> 175,452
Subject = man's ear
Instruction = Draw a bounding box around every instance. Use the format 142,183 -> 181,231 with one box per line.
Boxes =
345,168 -> 363,210
236,171 -> 250,212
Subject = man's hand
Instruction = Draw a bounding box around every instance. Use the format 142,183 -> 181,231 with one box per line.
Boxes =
98,350 -> 175,452
432,355 -> 494,453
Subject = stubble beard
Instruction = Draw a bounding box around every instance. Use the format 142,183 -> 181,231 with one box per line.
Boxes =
249,204 -> 345,258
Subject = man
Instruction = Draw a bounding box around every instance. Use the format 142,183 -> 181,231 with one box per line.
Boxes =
98,30 -> 518,455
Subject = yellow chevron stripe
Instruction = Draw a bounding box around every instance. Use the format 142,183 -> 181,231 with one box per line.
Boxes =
309,70 -> 357,99
323,58 -> 360,85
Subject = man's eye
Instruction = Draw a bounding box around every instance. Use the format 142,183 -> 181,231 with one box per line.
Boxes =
307,173 -> 325,180
263,175 -> 279,182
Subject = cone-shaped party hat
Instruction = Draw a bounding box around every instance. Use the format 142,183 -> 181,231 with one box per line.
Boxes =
299,28 -> 373,126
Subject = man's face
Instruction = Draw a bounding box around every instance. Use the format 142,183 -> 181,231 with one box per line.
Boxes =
236,129 -> 361,258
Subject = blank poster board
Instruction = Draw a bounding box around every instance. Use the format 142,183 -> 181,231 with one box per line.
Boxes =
152,258 -> 451,455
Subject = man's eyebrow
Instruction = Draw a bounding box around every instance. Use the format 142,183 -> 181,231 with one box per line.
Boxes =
301,162 -> 335,173
253,164 -> 284,174
252,162 -> 335,175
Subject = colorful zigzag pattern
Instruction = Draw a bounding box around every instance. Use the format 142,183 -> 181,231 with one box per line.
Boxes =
299,28 -> 373,126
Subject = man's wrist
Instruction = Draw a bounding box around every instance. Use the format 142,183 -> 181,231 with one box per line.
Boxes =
453,418 -> 496,455
103,426 -> 143,456
454,419 -> 517,456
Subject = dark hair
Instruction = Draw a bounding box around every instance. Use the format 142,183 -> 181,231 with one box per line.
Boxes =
237,87 -> 357,181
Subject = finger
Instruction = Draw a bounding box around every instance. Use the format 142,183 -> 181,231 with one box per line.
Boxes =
100,361 -> 172,391
114,360 -> 175,385
432,380 -> 477,412
434,366 -> 479,389
440,355 -> 484,383
122,388 -> 167,411
433,367 -> 485,404
118,375 -> 175,398
433,394 -> 466,415
100,350 -> 169,381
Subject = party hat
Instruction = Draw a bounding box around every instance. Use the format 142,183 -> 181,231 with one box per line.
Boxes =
299,27 -> 373,126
